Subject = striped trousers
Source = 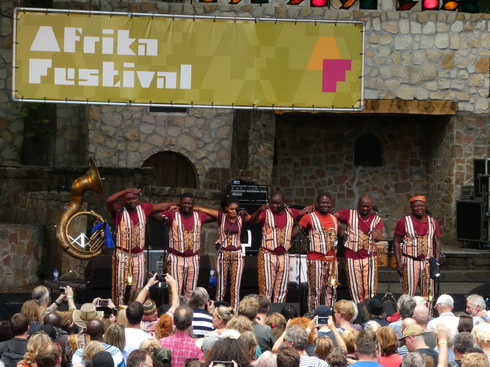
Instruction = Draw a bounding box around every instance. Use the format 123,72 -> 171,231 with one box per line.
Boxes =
166,253 -> 200,299
112,250 -> 145,306
307,259 -> 335,312
345,256 -> 378,304
401,256 -> 433,297
216,249 -> 244,310
258,249 -> 290,303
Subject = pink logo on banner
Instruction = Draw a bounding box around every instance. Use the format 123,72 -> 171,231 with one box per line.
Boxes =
307,37 -> 352,93
322,59 -> 352,93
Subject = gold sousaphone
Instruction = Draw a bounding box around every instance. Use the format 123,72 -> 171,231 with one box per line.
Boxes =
56,158 -> 106,260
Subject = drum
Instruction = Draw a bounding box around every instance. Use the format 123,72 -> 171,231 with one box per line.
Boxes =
376,241 -> 396,268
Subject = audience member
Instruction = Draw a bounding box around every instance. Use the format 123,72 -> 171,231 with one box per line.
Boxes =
413,304 -> 437,349
452,332 -> 474,367
160,305 -> 203,366
401,352 -> 425,367
85,350 -> 114,367
124,301 -> 153,356
376,326 -> 403,367
152,347 -> 171,367
466,295 -> 487,326
458,316 -> 474,334
428,295 -> 459,338
388,295 -> 416,338
254,295 -> 271,325
0,313 -> 30,367
227,315 -> 254,334
400,324 -> 438,365
20,300 -> 42,335
326,348 -> 348,367
314,336 -> 334,361
276,346 -> 299,367
31,286 -> 76,326
280,305 -> 299,322
204,338 -> 251,367
17,331 -> 51,367
0,321 -> 13,343
471,322 -> 490,359
253,351 -> 277,367
155,314 -> 174,340
79,340 -> 104,365
104,323 -> 126,357
341,329 -> 359,360
189,288 -> 214,338
364,297 -> 389,327
210,306 -> 235,336
36,342 -> 62,367
239,330 -> 261,361
333,300 -> 356,332
66,303 -> 104,361
239,298 -> 276,352
349,329 -> 383,367
288,317 -> 317,356
281,325 -> 328,367
127,349 -> 152,367
461,353 -> 489,367
72,319 -> 125,367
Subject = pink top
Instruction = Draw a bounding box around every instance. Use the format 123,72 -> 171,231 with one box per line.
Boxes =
379,354 -> 403,367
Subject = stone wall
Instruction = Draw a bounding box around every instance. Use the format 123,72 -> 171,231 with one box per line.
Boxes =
271,112 -> 452,239
0,223 -> 43,290
87,106 -> 234,187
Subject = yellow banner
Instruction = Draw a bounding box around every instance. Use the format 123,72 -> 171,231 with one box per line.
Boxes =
13,9 -> 364,111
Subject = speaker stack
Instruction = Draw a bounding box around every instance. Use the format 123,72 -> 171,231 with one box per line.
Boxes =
457,158 -> 490,245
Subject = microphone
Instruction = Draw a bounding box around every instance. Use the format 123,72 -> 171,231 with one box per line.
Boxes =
279,204 -> 286,209
425,209 -> 432,215
372,206 -> 381,213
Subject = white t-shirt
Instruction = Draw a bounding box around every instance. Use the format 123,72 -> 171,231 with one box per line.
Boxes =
123,328 -> 154,356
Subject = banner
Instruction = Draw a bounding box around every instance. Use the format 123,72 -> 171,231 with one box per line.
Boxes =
13,9 -> 365,111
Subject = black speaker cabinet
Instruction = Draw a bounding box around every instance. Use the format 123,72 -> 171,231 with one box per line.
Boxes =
474,159 -> 490,197
457,200 -> 486,241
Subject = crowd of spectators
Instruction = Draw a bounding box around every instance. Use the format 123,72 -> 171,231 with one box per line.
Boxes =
0,275 -> 489,367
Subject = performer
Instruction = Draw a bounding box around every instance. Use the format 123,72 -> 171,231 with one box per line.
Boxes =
292,193 -> 339,311
194,197 -> 251,310
161,192 -> 215,299
106,188 -> 175,306
393,195 -> 441,297
335,194 -> 383,304
249,191 -> 313,303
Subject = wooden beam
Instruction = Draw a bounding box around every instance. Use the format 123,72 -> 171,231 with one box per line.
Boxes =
275,100 -> 458,115
362,99 -> 457,115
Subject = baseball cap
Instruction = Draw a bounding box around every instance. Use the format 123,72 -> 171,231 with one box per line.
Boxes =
399,324 -> 427,341
436,294 -> 454,306
153,347 -> 171,367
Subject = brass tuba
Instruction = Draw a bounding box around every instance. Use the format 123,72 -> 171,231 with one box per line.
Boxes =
56,158 -> 106,260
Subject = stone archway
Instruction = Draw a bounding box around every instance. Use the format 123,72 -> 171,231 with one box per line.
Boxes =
142,151 -> 198,188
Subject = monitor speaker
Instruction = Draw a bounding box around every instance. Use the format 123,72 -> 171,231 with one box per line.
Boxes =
456,200 -> 486,241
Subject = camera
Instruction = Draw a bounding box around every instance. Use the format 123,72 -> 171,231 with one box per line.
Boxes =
96,299 -> 109,307
316,316 -> 329,325
59,287 -> 66,293
156,274 -> 167,282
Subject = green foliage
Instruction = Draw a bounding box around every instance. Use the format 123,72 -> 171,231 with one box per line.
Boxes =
16,102 -> 60,138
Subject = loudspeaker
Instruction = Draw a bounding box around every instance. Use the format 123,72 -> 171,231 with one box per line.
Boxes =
85,254 -> 112,289
474,159 -> 490,197
456,200 -> 486,241
0,302 -> 22,321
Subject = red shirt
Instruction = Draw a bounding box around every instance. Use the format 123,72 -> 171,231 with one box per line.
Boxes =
299,210 -> 338,259
337,209 -> 383,259
218,212 -> 241,235
111,203 -> 154,226
394,214 -> 441,237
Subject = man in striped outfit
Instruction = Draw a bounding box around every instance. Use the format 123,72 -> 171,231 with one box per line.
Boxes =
162,192 -> 214,299
393,195 -> 441,297
107,188 -> 175,306
335,194 -> 383,304
250,191 -> 312,303
293,193 -> 340,311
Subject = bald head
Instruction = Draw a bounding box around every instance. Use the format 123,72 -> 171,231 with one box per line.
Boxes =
413,305 -> 429,327
86,319 -> 105,341
43,312 -> 61,328
401,317 -> 416,333
358,195 -> 373,217
32,286 -> 50,306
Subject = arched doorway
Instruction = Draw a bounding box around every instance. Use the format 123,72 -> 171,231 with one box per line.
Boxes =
142,151 -> 197,188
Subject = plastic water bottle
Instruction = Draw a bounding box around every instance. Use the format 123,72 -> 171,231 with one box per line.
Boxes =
209,266 -> 216,287
53,268 -> 59,282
